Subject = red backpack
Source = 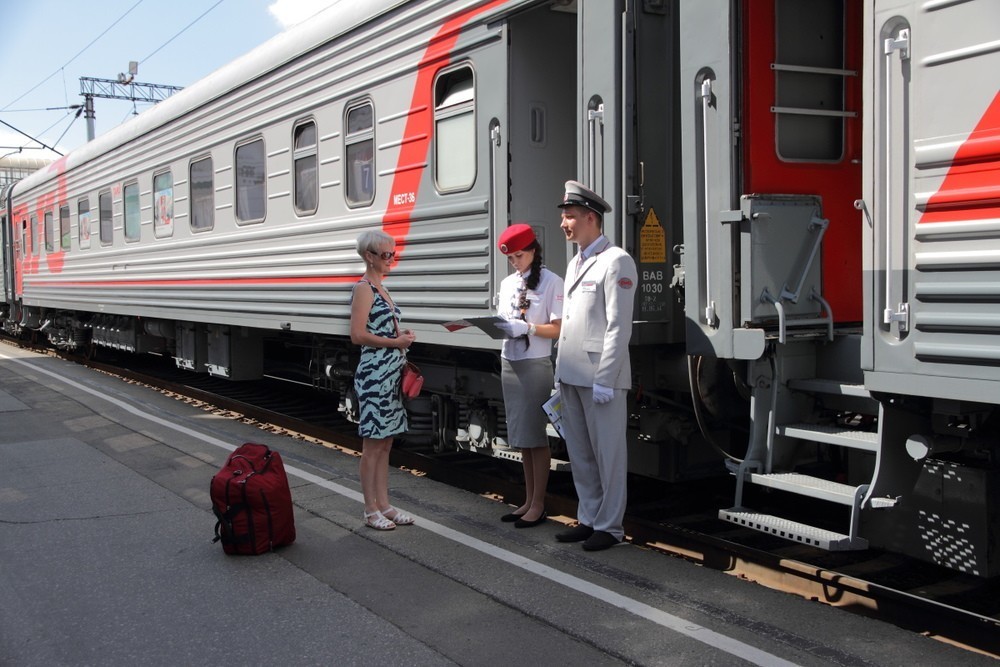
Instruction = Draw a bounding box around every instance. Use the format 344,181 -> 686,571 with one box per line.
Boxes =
211,443 -> 296,555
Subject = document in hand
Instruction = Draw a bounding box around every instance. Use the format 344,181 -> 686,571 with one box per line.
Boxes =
442,316 -> 509,340
541,389 -> 565,439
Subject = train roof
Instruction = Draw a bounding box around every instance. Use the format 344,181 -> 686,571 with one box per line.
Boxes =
11,0 -> 408,198
0,155 -> 52,171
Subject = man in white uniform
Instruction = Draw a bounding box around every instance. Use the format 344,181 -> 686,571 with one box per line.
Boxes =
554,180 -> 637,551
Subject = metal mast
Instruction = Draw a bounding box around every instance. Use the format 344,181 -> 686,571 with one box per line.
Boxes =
79,64 -> 182,141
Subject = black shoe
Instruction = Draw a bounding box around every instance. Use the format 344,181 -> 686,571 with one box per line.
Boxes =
514,512 -> 547,528
582,530 -> 620,551
500,512 -> 525,523
556,524 -> 594,542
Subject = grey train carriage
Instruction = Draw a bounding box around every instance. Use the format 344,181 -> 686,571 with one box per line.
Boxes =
4,0 -> 1000,576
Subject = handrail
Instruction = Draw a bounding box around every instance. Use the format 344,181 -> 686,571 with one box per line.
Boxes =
489,119 -> 502,309
699,77 -> 717,327
781,214 -> 829,303
587,104 -> 604,189
883,27 -> 910,331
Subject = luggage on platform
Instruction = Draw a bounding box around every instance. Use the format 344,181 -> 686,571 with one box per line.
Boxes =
211,442 -> 295,555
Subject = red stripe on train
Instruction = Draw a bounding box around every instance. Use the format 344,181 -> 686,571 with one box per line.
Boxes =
25,275 -> 359,288
382,0 -> 507,252
919,91 -> 1000,223
17,2 -> 509,292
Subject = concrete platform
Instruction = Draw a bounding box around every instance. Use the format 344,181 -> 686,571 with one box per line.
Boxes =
0,345 -> 991,666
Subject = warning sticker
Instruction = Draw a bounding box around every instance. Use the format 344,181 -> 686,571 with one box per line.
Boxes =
639,208 -> 666,264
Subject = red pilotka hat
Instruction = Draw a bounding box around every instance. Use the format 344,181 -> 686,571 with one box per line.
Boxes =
498,223 -> 536,254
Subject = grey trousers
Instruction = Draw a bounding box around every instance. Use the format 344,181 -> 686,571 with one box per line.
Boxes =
559,383 -> 628,540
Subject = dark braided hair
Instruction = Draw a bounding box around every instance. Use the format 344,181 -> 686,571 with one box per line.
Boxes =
523,240 -> 543,291
515,240 -> 543,348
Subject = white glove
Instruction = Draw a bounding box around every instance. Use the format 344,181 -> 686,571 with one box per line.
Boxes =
592,383 -> 614,404
496,319 -> 530,338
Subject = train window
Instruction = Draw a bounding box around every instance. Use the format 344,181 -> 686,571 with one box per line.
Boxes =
44,210 -> 54,252
293,120 -> 318,215
345,101 -> 375,207
235,138 -> 266,223
434,65 -> 476,192
190,157 -> 214,231
59,205 -> 70,251
153,170 -> 174,238
123,181 -> 141,242
99,191 -> 113,245
774,0 -> 847,161
30,215 -> 38,255
78,198 -> 91,250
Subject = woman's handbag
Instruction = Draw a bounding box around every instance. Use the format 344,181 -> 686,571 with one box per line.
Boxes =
394,314 -> 423,399
401,361 -> 424,399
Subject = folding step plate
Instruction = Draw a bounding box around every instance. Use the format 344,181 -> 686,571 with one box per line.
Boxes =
749,472 -> 858,505
786,378 -> 871,397
777,423 -> 879,452
718,508 -> 869,550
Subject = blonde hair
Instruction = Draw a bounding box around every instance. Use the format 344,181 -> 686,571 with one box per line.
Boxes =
356,229 -> 395,258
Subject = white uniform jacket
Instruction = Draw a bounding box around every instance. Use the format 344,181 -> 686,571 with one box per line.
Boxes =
555,236 -> 637,389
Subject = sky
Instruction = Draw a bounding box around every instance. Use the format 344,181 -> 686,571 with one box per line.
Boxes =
0,0 -> 340,162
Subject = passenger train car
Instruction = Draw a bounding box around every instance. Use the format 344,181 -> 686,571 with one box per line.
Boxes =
4,0 -> 999,576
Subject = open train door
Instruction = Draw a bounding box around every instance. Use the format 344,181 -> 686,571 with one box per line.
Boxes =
678,0 -> 757,359
504,4 -> 576,273
742,0 -> 863,325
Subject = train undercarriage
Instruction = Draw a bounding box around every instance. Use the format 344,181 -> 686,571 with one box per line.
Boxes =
7,302 -> 737,480
9,299 -> 999,577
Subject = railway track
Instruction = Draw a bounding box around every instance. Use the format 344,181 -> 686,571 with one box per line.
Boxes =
6,337 -> 999,658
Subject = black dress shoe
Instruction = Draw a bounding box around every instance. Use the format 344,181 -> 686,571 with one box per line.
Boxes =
514,512 -> 547,528
500,512 -> 525,523
582,530 -> 620,551
555,524 -> 594,542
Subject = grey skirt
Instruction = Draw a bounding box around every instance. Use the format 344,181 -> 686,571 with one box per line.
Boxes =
501,356 -> 553,449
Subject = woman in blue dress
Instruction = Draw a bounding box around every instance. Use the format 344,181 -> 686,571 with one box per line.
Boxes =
350,230 -> 417,530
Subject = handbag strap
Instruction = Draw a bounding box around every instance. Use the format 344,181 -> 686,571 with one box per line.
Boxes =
390,304 -> 407,359
362,277 -> 404,353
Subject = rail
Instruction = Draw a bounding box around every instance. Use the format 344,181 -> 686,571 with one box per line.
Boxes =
3,334 -> 997,658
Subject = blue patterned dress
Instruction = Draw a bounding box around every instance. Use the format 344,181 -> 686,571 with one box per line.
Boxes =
353,280 -> 408,438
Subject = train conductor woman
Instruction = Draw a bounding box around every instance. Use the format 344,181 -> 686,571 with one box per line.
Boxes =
494,223 -> 564,527
554,180 -> 638,551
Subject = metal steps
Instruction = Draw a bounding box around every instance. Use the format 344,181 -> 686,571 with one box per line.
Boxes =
777,423 -> 878,452
718,508 -> 868,550
719,363 -> 883,552
786,378 -> 870,397
749,472 -> 858,504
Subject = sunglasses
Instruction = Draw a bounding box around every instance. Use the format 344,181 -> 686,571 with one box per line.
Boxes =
369,250 -> 396,260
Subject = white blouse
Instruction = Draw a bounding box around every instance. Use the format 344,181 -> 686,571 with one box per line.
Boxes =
497,267 -> 564,361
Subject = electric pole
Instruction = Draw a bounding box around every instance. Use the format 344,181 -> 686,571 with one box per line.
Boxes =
79,62 -> 182,141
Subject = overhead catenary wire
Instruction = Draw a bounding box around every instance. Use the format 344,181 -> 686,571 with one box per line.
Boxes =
138,0 -> 227,66
51,107 -> 85,149
3,0 -> 229,152
0,0 -> 147,113
0,119 -> 63,156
